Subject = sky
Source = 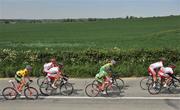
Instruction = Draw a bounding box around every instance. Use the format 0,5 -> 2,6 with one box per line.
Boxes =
0,0 -> 180,19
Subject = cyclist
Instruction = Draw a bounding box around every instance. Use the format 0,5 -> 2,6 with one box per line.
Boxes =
43,58 -> 58,75
158,64 -> 179,87
46,63 -> 63,89
95,60 -> 116,94
148,57 -> 166,87
15,65 -> 33,94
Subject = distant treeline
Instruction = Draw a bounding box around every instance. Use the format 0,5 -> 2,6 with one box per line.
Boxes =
0,15 -> 178,24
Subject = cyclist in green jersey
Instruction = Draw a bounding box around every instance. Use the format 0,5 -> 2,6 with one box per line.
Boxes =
95,60 -> 116,92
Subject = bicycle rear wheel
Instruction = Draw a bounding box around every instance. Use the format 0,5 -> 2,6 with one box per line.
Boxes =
106,84 -> 121,97
85,83 -> 99,97
60,82 -> 74,96
140,76 -> 153,90
39,80 -> 53,96
24,87 -> 38,99
37,76 -> 46,87
2,87 -> 18,100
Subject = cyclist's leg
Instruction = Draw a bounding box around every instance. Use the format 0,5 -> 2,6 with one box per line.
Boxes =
100,71 -> 108,91
15,75 -> 25,93
158,72 -> 167,86
95,74 -> 103,90
149,67 -> 157,82
164,74 -> 172,86
48,67 -> 59,88
47,73 -> 56,87
52,72 -> 62,86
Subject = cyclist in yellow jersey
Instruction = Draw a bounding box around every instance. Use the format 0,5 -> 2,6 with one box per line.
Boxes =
15,65 -> 33,94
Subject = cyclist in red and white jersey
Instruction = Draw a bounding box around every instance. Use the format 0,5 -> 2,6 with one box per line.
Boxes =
43,58 -> 63,88
158,64 -> 178,87
148,57 -> 166,85
43,58 -> 57,74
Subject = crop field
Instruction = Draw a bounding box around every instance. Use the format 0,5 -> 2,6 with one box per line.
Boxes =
0,16 -> 180,77
0,16 -> 180,50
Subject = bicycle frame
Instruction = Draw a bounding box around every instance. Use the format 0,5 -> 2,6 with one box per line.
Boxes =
8,80 -> 32,91
8,80 -> 17,89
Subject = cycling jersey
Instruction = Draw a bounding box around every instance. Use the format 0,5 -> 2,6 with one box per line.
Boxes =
101,63 -> 113,72
16,69 -> 29,77
95,63 -> 113,83
148,61 -> 163,75
158,67 -> 174,78
43,62 -> 54,73
150,61 -> 163,69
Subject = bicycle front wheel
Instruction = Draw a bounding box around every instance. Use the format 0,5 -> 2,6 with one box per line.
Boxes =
168,81 -> 180,94
60,82 -> 74,96
148,82 -> 162,95
85,83 -> 99,97
24,87 -> 38,99
2,87 -> 18,100
114,78 -> 125,90
106,84 -> 121,97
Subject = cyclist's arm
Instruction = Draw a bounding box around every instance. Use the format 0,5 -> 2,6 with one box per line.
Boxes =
167,73 -> 179,81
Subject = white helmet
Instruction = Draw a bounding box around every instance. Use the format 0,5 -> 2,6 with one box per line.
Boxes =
111,60 -> 116,65
26,65 -> 32,70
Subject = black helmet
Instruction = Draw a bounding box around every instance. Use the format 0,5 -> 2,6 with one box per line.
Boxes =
168,64 -> 176,69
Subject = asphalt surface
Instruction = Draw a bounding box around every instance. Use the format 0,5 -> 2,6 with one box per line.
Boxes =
0,98 -> 180,110
0,78 -> 180,110
0,77 -> 180,97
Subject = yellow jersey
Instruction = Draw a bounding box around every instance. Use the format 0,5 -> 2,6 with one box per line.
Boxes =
16,69 -> 29,77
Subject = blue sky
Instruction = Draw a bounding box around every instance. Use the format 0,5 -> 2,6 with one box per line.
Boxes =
0,0 -> 180,19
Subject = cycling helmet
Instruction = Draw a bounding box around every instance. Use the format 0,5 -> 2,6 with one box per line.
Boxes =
26,65 -> 32,70
111,60 -> 116,65
159,57 -> 166,61
168,64 -> 176,69
50,58 -> 56,64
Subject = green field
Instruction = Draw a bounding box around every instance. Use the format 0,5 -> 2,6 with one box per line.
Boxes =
0,16 -> 180,50
0,16 -> 180,77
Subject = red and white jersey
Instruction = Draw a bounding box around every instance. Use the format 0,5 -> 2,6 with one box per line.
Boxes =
159,67 -> 174,74
150,61 -> 163,69
43,62 -> 54,72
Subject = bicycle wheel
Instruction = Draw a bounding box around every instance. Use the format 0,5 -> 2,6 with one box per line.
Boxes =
106,84 -> 121,97
140,76 -> 153,90
24,87 -> 38,99
2,87 -> 18,100
113,78 -> 125,90
148,82 -> 162,95
37,76 -> 46,87
85,83 -> 99,97
60,82 -> 74,96
92,80 -> 99,85
39,81 -> 53,96
168,81 -> 180,94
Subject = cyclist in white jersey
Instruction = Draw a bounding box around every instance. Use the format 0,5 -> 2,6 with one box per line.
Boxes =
158,64 -> 177,87
148,58 -> 166,85
43,58 -> 62,88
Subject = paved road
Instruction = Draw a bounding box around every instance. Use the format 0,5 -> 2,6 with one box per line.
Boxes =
0,78 -> 180,110
0,77 -> 180,97
0,98 -> 180,110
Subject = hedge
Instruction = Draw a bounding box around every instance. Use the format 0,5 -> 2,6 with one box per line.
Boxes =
0,48 -> 180,78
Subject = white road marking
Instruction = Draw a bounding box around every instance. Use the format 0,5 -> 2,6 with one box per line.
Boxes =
0,96 -> 180,100
38,96 -> 180,100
